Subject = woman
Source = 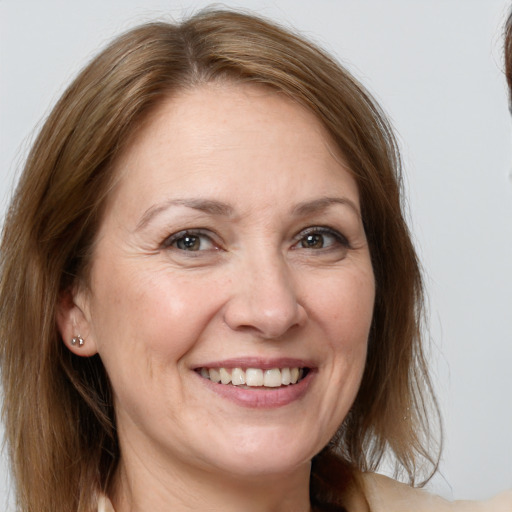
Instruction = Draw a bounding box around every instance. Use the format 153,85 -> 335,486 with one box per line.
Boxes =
0,9 -> 510,512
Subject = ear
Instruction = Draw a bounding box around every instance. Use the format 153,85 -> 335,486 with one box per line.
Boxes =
56,286 -> 98,357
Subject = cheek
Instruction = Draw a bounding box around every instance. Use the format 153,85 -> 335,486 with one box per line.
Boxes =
311,266 -> 375,348
302,266 -> 374,443
88,261 -> 224,377
311,263 -> 375,407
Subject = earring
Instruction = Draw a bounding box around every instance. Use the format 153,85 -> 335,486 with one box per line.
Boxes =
71,335 -> 85,348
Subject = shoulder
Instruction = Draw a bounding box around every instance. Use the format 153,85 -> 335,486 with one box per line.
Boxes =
358,473 -> 512,512
98,495 -> 116,512
97,479 -> 512,512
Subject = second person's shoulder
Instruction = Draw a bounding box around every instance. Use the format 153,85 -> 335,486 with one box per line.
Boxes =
358,472 -> 512,512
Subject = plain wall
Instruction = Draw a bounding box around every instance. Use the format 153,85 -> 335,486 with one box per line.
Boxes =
1,0 -> 511,509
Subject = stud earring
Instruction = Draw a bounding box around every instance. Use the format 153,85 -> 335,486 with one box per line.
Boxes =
71,335 -> 85,348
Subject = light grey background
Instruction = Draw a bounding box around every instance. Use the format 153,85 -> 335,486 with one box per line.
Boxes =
1,0 -> 511,509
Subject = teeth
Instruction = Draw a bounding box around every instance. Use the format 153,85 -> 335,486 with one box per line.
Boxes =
209,368 -> 221,383
263,368 -> 282,387
281,367 -> 291,385
219,367 -> 231,385
231,367 -> 246,385
246,368 -> 264,387
200,366 -> 306,387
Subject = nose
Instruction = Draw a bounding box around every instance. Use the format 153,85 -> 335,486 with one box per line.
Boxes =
223,251 -> 307,339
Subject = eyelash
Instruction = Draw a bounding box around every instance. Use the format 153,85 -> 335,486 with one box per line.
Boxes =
162,229 -> 218,252
162,226 -> 349,253
293,226 -> 350,251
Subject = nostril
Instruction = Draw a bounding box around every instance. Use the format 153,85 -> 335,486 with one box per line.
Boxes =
223,300 -> 306,339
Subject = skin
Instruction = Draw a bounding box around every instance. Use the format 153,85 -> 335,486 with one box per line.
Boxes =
58,82 -> 375,512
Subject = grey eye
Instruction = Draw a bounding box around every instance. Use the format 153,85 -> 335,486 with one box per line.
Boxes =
175,235 -> 202,251
165,231 -> 216,252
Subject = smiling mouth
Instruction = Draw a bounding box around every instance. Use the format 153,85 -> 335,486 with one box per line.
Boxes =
197,367 -> 308,388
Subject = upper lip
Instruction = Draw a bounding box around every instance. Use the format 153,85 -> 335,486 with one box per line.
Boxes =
194,357 -> 316,370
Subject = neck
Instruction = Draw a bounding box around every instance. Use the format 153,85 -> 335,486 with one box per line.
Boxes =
110,445 -> 312,512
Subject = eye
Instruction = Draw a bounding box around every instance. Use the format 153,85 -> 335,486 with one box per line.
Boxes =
294,227 -> 349,251
163,230 -> 217,252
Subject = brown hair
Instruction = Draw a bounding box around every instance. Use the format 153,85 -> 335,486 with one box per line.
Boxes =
0,9 -> 440,512
506,10 -> 512,102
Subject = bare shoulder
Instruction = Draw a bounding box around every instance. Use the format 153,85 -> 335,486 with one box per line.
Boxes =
359,473 -> 512,512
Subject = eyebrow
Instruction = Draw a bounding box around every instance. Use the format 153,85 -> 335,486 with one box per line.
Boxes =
292,196 -> 361,218
136,198 -> 234,231
136,195 -> 360,232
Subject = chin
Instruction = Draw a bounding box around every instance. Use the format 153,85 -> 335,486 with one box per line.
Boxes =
203,429 -> 322,479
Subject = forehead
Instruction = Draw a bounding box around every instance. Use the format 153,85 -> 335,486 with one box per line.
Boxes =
106,82 -> 359,219
127,82 -> 336,153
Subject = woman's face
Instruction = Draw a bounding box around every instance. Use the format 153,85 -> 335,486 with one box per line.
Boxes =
67,83 -> 375,479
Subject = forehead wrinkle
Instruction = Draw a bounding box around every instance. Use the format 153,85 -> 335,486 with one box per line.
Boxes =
135,198 -> 234,232
292,197 -> 361,219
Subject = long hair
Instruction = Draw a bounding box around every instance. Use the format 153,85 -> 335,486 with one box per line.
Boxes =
505,10 -> 512,103
0,9 -> 440,511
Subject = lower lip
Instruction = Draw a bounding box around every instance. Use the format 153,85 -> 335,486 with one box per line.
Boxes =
197,370 -> 314,409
